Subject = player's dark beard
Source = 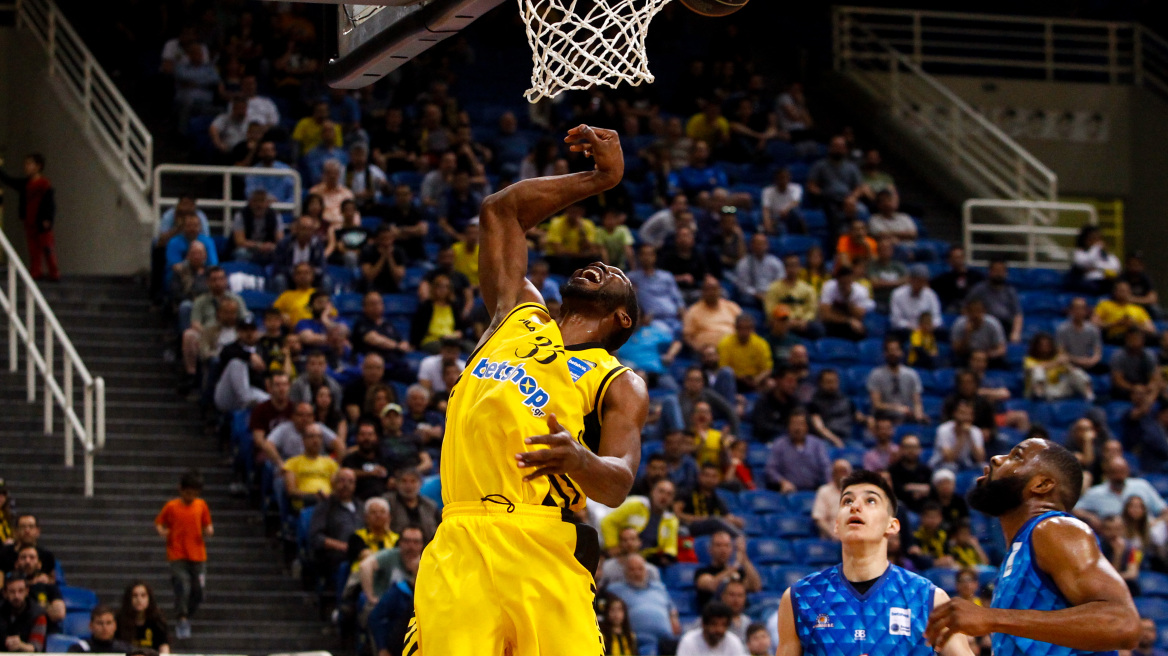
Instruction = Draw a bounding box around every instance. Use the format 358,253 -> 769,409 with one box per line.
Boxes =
967,471 -> 1027,517
560,278 -> 632,350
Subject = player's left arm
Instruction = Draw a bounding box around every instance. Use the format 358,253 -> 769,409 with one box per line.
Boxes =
516,371 -> 648,507
931,589 -> 975,656
925,515 -> 1139,651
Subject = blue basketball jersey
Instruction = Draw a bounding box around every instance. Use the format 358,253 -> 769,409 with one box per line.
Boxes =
791,564 -> 937,656
990,510 -> 1117,656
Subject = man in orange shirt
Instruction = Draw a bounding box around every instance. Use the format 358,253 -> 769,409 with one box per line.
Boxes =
155,470 -> 213,640
835,218 -> 877,269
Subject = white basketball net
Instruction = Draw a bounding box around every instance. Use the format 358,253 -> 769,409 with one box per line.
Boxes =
519,0 -> 674,103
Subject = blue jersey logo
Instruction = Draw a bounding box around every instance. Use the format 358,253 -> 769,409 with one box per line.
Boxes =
566,357 -> 596,382
470,357 -> 551,411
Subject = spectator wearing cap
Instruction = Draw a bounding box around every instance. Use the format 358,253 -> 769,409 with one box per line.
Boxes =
889,264 -> 942,341
764,254 -> 823,340
683,277 -> 742,352
734,233 -> 785,308
385,468 -> 441,542
212,316 -> 270,412
763,305 -> 798,369
380,403 -> 435,476
818,265 -> 874,341
717,314 -> 772,393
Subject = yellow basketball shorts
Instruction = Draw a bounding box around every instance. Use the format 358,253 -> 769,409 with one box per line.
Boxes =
406,499 -> 603,656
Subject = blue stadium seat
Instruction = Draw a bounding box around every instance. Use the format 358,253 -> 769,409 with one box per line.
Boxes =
692,535 -> 712,564
747,443 -> 771,468
923,567 -> 957,593
767,514 -> 815,540
778,235 -> 818,257
792,539 -> 842,566
662,562 -> 702,589
921,396 -> 945,421
63,612 -> 92,639
742,513 -> 768,537
862,313 -> 889,339
968,513 -> 992,540
403,267 -> 426,290
829,447 -> 865,469
1018,292 -> 1065,317
857,338 -> 884,365
670,589 -> 697,616
58,586 -> 98,612
420,475 -> 442,508
239,290 -> 277,312
924,368 -> 956,395
325,265 -> 355,293
1024,268 -> 1066,290
1005,343 -> 1027,367
1046,399 -> 1093,428
956,470 -> 981,496
742,490 -> 787,515
1136,596 -> 1168,622
843,366 -> 873,396
747,593 -> 784,621
383,293 -> 419,316
392,171 -> 423,191
1104,401 -> 1132,426
45,635 -> 82,653
786,491 -> 816,515
1140,571 -> 1168,598
333,292 -> 364,316
761,565 -> 816,592
748,537 -> 795,564
1148,473 -> 1168,498
896,423 -> 934,448
815,338 -> 859,364
715,488 -> 741,513
802,209 -> 827,231
978,567 -> 998,590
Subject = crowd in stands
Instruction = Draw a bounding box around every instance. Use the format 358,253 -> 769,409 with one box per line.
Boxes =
8,1 -> 1168,655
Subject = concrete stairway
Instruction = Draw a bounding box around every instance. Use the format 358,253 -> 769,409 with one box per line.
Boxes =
0,274 -> 335,654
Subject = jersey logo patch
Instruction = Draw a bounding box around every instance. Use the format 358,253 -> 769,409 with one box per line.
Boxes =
1003,542 -> 1022,578
889,608 -> 911,636
854,630 -> 866,641
567,357 -> 597,382
470,357 -> 551,410
813,614 -> 833,629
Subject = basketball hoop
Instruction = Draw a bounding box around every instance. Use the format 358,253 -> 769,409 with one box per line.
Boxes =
519,0 -> 674,103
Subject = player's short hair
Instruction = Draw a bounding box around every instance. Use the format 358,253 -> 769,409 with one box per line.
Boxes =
90,604 -> 115,621
839,469 -> 898,516
1036,440 -> 1085,509
702,601 -> 735,625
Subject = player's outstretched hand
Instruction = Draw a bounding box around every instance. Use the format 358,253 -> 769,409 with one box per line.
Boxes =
565,124 -> 624,189
516,413 -> 588,482
925,598 -> 994,649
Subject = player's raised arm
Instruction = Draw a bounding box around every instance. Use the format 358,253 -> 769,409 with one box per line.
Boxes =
477,125 -> 624,321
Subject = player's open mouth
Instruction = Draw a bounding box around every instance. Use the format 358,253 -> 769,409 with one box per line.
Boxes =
581,266 -> 603,284
847,517 -> 864,525
976,465 -> 991,485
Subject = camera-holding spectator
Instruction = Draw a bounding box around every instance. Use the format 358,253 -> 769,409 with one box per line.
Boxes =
676,464 -> 747,538
605,555 -> 681,656
807,135 -> 864,248
273,221 -> 328,295
67,605 -> 129,653
867,337 -> 926,424
307,469 -> 361,581
116,582 -> 169,654
930,400 -> 985,472
1111,328 -> 1160,401
0,153 -> 59,281
1121,385 -> 1168,474
154,470 -> 212,640
717,314 -> 772,393
734,233 -> 785,308
765,410 -> 830,493
630,244 -> 687,326
283,424 -> 339,510
818,265 -> 874,341
1069,226 -> 1121,296
601,480 -> 681,568
950,298 -> 1008,368
812,459 -> 853,539
867,190 -> 917,244
807,369 -> 859,449
676,601 -> 748,656
230,189 -> 282,263
1057,297 -> 1106,374
867,237 -> 908,311
967,259 -> 1023,343
1024,332 -> 1094,401
761,168 -> 805,236
1095,281 -> 1156,346
888,434 -> 933,513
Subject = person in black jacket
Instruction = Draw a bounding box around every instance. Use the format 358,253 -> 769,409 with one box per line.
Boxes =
67,606 -> 130,653
230,189 -> 282,263
0,153 -> 58,281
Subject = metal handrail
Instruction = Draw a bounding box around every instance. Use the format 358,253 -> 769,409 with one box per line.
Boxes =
963,199 -> 1098,269
15,0 -> 153,191
152,165 -> 303,236
0,230 -> 105,497
834,13 -> 1058,203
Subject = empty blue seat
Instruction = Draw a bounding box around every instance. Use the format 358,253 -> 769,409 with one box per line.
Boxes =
802,209 -> 827,230
747,593 -> 784,621
325,265 -> 355,293
956,470 -> 981,495
403,266 -> 426,290
778,235 -> 818,257
670,589 -> 697,616
1005,343 -> 1027,367
786,491 -> 816,515
743,512 -> 768,537
748,537 -> 795,564
333,292 -> 364,316
58,586 -> 98,612
62,612 -> 92,639
923,567 -> 957,593
1024,268 -> 1066,290
767,514 -> 815,539
715,488 -> 741,513
239,289 -> 277,311
420,475 -> 443,508
762,565 -> 816,592
45,635 -> 82,653
792,538 -> 842,566
1136,596 -> 1168,622
742,490 -> 787,515
1148,473 -> 1168,498
829,447 -> 865,469
863,313 -> 889,339
692,535 -> 712,564
1046,400 -> 1093,428
1104,401 -> 1132,426
747,443 -> 771,469
844,366 -> 873,395
921,395 -> 945,421
816,338 -> 860,364
857,338 -> 884,365
662,562 -> 703,589
895,423 -> 936,447
1018,292 -> 1065,316
383,293 -> 419,315
924,368 -> 956,395
1140,571 -> 1168,598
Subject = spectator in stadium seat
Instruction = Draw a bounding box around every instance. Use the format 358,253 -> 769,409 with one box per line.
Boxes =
383,185 -> 430,265
889,264 -> 942,339
159,25 -> 207,75
761,167 -> 805,236
618,313 -> 682,390
807,135 -> 865,249
860,149 -> 897,199
308,468 -> 361,579
805,369 -> 855,449
733,233 -> 784,308
931,246 -> 985,313
418,247 -> 474,316
627,242 -> 686,327
420,152 -> 458,208
602,480 -> 681,568
763,305 -> 799,369
1069,225 -> 1121,296
599,528 -> 661,588
1121,385 -> 1168,473
867,337 -> 926,424
867,190 -> 917,244
867,237 -> 908,311
1120,253 -> 1160,317
1111,328 -> 1160,401
0,575 -> 46,653
359,226 -> 406,294
172,40 -> 219,132
966,259 -> 1023,343
294,291 -> 338,352
166,211 -> 219,275
308,159 -> 355,230
384,468 -> 441,543
292,102 -> 339,157
686,101 -> 731,147
751,367 -> 803,442
243,141 -> 297,207
262,402 -> 342,469
717,314 -> 772,393
812,459 -> 853,539
379,403 -> 433,476
344,142 -> 389,212
346,497 -> 397,567
303,124 -> 350,187
357,523 -> 422,618
361,533 -> 423,654
488,112 -> 528,176
273,221 -> 328,295
540,204 -> 598,278
640,194 -> 690,250
929,468 -> 969,534
1076,456 -> 1168,527
693,530 -> 762,610
1095,281 -> 1156,345
1057,297 -> 1106,374
9,546 -> 63,630
676,464 -> 747,538
658,225 -> 710,304
450,219 -> 481,290
1099,515 -> 1141,596
765,410 -> 830,493
115,582 -> 169,654
283,425 -> 339,510
711,207 -> 748,277
417,337 -> 465,395
657,430 -> 699,494
290,351 -> 343,409
595,208 -> 635,272
1024,332 -> 1094,401
660,367 -> 739,438
818,265 -> 874,341
912,501 -> 954,567
169,241 -> 210,315
605,555 -> 681,656
835,218 -> 878,270
212,317 -> 269,412
930,400 -> 985,472
402,384 -> 444,450
764,255 -> 823,340
248,371 -> 293,457
677,601 -> 746,656
208,98 -> 251,161
437,171 -> 485,243
350,294 -> 411,380
671,140 -> 728,197
941,370 -> 1002,442
410,274 -> 471,353
888,434 -> 933,513
230,189 -> 282,263
863,417 -> 900,472
341,419 -> 392,501
950,298 -> 1008,368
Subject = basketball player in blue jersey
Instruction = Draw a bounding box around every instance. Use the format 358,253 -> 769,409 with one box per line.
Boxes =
776,470 -> 974,656
925,438 -> 1140,655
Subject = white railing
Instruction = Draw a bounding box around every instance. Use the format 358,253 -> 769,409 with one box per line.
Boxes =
834,6 -> 1168,100
833,13 -> 1058,203
15,0 -> 153,191
963,199 -> 1097,269
152,165 -> 303,236
0,231 -> 105,497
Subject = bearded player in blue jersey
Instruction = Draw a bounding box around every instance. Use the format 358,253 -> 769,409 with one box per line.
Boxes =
776,470 -> 974,656
926,438 -> 1140,655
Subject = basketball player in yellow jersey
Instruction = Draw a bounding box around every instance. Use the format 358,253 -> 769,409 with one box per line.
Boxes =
406,124 -> 649,656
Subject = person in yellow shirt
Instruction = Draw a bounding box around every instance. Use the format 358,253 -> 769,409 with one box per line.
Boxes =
282,426 -> 339,510
291,101 -> 343,156
544,203 -> 602,276
451,219 -> 480,287
686,103 -> 731,146
690,401 -> 726,467
599,479 -> 680,567
717,314 -> 773,392
908,312 -> 939,369
764,253 -> 824,339
273,262 -> 338,330
1094,280 -> 1155,344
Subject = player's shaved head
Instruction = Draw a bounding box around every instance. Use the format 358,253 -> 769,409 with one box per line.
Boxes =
1034,439 -> 1085,509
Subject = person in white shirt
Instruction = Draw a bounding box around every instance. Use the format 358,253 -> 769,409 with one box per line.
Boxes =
761,168 -> 805,235
240,75 -> 280,131
417,336 -> 466,394
867,190 -> 918,244
676,602 -> 749,656
1071,225 -> 1120,293
209,98 -> 251,156
345,142 -> 390,210
734,233 -> 785,305
930,400 -> 985,472
160,27 -> 209,74
819,266 -> 875,340
889,264 -> 943,336
639,194 -> 690,249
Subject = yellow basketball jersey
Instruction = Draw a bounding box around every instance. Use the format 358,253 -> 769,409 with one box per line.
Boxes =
441,302 -> 630,512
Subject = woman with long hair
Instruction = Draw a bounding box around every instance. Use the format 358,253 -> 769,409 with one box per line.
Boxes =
1122,495 -> 1152,555
313,385 -> 348,444
599,594 -> 637,655
117,581 -> 170,653
1023,332 -> 1094,401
